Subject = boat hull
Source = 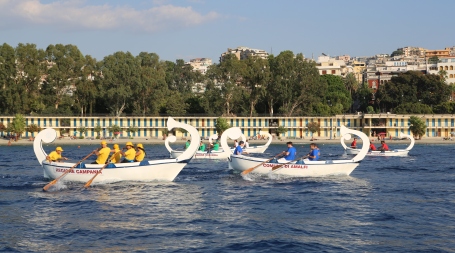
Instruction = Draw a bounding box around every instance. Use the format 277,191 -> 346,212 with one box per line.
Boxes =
366,150 -> 409,157
229,155 -> 359,177
345,147 -> 360,155
42,159 -> 189,183
170,150 -> 230,159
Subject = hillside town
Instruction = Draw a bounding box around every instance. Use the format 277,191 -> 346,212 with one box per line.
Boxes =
187,45 -> 455,90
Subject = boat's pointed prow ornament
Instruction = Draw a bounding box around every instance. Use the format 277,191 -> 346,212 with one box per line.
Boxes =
220,127 -> 243,156
340,125 -> 369,162
34,128 -> 57,165
400,132 -> 415,151
166,117 -> 200,162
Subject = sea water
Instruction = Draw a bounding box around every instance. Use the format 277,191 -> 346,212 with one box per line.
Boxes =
1,143 -> 454,252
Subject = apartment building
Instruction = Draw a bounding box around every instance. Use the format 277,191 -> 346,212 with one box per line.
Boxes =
316,55 -> 352,76
187,58 -> 212,75
220,46 -> 269,62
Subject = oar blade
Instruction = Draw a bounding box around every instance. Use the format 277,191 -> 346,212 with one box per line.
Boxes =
241,167 -> 256,175
42,180 -> 57,191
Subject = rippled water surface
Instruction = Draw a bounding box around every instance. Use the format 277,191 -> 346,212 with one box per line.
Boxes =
1,142 -> 455,252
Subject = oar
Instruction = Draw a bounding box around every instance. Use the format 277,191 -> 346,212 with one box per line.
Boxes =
271,155 -> 308,172
84,151 -> 120,188
241,152 -> 285,176
42,151 -> 95,191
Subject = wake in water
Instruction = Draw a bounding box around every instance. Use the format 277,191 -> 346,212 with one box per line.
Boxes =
45,180 -> 68,192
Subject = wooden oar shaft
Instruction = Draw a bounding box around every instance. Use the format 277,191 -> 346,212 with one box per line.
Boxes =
84,151 -> 120,188
241,152 -> 284,175
42,151 -> 95,191
84,164 -> 108,188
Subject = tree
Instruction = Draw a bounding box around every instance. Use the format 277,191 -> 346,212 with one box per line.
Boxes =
377,71 -> 450,113
77,126 -> 87,137
126,125 -> 138,138
306,122 -> 320,139
10,114 -> 26,141
428,56 -> 439,64
206,54 -> 246,116
73,55 -> 98,116
243,56 -> 270,116
276,126 -> 287,137
108,124 -> 122,138
94,124 -> 102,139
132,52 -> 168,115
321,75 -> 352,114
26,124 -> 41,137
99,51 -> 139,116
43,44 -> 85,110
215,117 -> 230,136
409,116 -> 426,139
0,122 -> 6,136
391,49 -> 403,57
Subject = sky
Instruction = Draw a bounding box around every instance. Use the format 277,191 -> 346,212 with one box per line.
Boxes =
1,0 -> 454,64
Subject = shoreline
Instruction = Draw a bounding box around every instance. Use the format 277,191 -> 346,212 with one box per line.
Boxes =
2,136 -> 454,146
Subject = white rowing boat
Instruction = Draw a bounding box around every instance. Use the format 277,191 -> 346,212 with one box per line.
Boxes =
34,117 -> 201,183
365,133 -> 415,157
229,126 -> 370,177
166,128 -> 244,159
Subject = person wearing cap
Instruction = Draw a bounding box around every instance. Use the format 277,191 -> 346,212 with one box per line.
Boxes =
109,144 -> 122,163
92,140 -> 111,164
233,141 -> 248,155
135,143 -> 146,162
46,147 -> 68,162
120,142 -> 135,163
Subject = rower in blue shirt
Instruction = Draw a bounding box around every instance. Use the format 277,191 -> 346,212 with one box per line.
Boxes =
308,143 -> 320,161
233,141 -> 248,155
284,141 -> 296,160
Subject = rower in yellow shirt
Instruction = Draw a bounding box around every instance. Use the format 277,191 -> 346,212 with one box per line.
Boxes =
46,147 -> 68,162
109,144 -> 122,163
135,143 -> 146,162
120,142 -> 135,163
92,140 -> 111,164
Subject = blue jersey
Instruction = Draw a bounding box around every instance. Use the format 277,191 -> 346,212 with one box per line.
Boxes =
284,146 -> 296,160
309,148 -> 320,161
233,146 -> 243,155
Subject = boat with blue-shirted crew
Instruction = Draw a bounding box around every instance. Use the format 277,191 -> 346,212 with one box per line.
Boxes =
34,117 -> 200,183
229,126 -> 370,177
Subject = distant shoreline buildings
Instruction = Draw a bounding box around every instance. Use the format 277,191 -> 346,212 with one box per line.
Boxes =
187,45 -> 455,92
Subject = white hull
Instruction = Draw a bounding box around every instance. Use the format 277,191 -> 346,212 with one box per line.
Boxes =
170,150 -> 230,159
34,117 -> 201,183
229,155 -> 359,177
230,126 -> 370,177
42,159 -> 189,183
344,147 -> 360,155
244,145 -> 268,153
366,150 -> 409,157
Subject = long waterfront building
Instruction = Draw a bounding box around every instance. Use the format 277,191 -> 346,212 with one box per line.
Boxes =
1,114 -> 454,139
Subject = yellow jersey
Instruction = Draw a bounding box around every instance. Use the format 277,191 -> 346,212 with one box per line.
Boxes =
95,147 -> 111,164
124,148 -> 135,161
110,148 -> 122,163
135,150 -> 145,162
48,151 -> 61,161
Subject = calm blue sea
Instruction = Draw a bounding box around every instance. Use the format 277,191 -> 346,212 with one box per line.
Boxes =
1,142 -> 455,253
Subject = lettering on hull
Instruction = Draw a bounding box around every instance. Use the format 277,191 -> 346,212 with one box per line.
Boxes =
262,163 -> 308,169
55,168 -> 101,174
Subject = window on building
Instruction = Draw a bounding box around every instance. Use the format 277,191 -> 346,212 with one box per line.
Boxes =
331,70 -> 336,74
322,70 -> 327,75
